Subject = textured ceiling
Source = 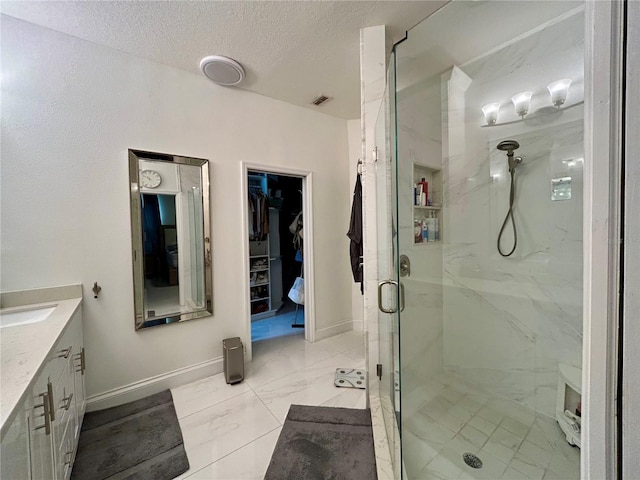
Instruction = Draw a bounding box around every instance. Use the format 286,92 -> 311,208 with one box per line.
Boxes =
0,0 -> 448,119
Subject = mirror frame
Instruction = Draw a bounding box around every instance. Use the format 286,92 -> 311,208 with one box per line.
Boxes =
128,149 -> 213,330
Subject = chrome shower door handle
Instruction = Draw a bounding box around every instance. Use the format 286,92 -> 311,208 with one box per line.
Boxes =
378,280 -> 399,314
400,282 -> 405,312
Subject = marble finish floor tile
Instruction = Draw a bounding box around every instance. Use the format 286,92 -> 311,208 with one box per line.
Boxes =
253,352 -> 363,423
245,332 -> 362,389
318,330 -> 368,361
171,331 -> 366,480
185,427 -> 282,479
320,385 -> 367,409
177,390 -> 280,475
171,373 -> 251,419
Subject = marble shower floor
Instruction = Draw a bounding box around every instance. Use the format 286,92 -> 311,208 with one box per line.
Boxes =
170,330 -> 366,479
402,374 -> 580,480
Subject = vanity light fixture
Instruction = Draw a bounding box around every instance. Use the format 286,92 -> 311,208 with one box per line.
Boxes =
481,78 -> 576,126
482,103 -> 501,125
511,91 -> 533,118
199,55 -> 245,86
547,79 -> 572,107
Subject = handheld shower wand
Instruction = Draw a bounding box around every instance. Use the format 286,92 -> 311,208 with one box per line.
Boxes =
496,140 -> 522,257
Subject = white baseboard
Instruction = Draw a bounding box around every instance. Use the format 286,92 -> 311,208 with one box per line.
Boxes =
314,319 -> 353,341
86,356 -> 224,411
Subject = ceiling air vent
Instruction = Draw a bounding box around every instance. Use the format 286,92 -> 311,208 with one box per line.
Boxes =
311,94 -> 332,106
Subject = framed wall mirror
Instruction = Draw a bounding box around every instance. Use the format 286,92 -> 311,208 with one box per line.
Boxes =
128,149 -> 212,330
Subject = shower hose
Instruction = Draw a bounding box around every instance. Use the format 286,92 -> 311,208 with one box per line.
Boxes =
497,168 -> 517,257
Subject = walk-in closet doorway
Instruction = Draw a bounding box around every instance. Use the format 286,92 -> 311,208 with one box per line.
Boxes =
241,163 -> 315,361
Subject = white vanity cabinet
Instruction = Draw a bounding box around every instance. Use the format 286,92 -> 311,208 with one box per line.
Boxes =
0,404 -> 31,480
51,348 -> 78,480
44,308 -> 85,480
71,337 -> 86,443
1,306 -> 86,480
29,369 -> 56,480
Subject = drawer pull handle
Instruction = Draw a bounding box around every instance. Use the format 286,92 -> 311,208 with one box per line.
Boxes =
57,346 -> 72,359
34,392 -> 51,435
62,393 -> 74,411
47,381 -> 55,421
75,348 -> 86,375
75,352 -> 82,372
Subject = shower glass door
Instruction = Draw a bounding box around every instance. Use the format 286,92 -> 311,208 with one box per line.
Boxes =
375,51 -> 402,475
392,2 -> 584,479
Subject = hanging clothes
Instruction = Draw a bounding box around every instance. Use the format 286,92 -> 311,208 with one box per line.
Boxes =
248,193 -> 255,239
347,173 -> 363,294
249,189 -> 269,241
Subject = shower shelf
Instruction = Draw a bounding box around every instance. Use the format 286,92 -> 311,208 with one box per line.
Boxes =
413,162 -> 442,244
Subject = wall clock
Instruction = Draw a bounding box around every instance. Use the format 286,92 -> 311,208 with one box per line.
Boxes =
140,169 -> 162,189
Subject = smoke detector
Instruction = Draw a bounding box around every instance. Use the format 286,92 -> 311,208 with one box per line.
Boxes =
199,56 -> 245,86
311,94 -> 332,106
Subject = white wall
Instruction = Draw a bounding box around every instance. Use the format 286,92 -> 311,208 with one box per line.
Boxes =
0,15 -> 352,400
347,118 -> 364,330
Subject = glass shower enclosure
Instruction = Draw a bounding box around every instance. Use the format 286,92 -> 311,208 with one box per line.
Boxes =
375,2 -> 585,479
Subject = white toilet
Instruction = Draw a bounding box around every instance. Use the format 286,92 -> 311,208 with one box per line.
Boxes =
556,363 -> 582,447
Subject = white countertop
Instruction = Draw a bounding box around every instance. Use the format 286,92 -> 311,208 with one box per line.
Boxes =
1,285 -> 82,436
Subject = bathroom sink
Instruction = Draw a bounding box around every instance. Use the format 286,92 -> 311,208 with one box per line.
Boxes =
0,305 -> 57,328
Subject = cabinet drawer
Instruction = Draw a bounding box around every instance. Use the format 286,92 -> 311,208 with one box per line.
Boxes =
47,311 -> 80,383
56,420 -> 76,480
52,355 -> 76,458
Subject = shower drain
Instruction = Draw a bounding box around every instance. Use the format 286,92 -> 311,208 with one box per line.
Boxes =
462,453 -> 483,469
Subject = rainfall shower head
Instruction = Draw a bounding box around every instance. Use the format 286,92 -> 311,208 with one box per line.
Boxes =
496,139 -> 524,257
497,139 -> 522,173
496,140 -> 520,153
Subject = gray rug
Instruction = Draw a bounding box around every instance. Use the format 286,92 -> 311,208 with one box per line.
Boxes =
71,390 -> 189,480
264,404 -> 378,480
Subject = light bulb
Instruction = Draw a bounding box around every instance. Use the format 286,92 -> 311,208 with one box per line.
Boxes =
481,103 -> 500,125
547,79 -> 572,107
511,91 -> 533,118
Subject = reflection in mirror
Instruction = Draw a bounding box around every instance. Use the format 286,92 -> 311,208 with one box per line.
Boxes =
129,150 -> 212,330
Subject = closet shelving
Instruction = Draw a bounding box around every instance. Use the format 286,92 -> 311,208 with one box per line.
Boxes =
413,162 -> 443,245
250,250 -> 270,303
248,171 -> 282,320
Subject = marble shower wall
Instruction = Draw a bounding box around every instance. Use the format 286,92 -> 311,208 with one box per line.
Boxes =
441,12 -> 584,418
396,74 -> 444,394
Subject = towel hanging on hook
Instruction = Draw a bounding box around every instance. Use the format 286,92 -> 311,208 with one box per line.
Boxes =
347,172 -> 363,294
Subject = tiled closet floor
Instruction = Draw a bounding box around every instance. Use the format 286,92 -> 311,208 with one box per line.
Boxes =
403,374 -> 580,480
171,330 -> 366,479
251,302 -> 305,342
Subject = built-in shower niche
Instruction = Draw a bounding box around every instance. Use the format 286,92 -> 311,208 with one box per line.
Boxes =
412,163 -> 442,245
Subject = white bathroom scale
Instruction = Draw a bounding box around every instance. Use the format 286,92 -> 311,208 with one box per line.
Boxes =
334,368 -> 366,389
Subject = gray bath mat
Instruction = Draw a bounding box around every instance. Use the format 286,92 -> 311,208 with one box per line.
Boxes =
71,390 -> 189,480
264,404 -> 377,480
334,367 -> 366,389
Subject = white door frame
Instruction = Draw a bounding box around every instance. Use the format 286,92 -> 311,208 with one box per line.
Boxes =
583,1 -> 624,478
622,1 -> 639,477
240,162 -> 315,362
